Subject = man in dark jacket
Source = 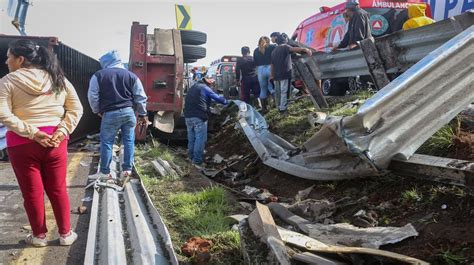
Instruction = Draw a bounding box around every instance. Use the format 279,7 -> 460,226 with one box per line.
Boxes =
88,50 -> 148,179
271,34 -> 312,113
184,77 -> 228,168
334,1 -> 372,50
235,46 -> 260,106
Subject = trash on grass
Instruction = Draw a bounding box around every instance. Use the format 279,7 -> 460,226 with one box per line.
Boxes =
295,185 -> 315,202
288,199 -> 335,222
181,237 -> 212,264
308,222 -> 418,249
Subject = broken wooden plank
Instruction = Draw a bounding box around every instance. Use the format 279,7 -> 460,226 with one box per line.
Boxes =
306,245 -> 428,265
359,37 -> 391,90
248,202 -> 291,265
156,158 -> 178,177
168,160 -> 184,175
305,57 -> 323,80
292,252 -> 347,265
151,160 -> 167,177
389,154 -> 474,187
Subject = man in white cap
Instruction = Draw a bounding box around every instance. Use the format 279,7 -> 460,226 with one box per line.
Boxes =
183,76 -> 228,169
334,0 -> 372,51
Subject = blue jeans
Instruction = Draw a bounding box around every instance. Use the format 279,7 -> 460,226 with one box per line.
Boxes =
99,107 -> 136,174
257,65 -> 274,99
185,117 -> 207,165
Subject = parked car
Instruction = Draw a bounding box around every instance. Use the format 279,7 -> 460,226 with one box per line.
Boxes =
208,56 -> 240,98
292,0 -> 431,95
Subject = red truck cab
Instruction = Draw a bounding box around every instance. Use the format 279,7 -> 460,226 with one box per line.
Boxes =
292,0 -> 431,51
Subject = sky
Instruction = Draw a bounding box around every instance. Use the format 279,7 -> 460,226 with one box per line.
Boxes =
0,0 -> 341,65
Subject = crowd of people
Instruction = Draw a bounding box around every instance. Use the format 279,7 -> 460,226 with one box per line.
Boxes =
233,1 -> 434,112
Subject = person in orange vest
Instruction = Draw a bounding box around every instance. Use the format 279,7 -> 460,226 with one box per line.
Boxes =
403,4 -> 435,30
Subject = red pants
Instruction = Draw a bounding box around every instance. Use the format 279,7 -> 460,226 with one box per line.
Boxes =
8,141 -> 70,236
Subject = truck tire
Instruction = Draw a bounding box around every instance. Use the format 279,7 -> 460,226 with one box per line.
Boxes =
182,45 -> 206,60
180,30 -> 207,45
184,58 -> 197,64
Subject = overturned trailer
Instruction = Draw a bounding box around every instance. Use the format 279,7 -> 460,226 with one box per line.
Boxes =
238,12 -> 474,182
0,35 -> 101,142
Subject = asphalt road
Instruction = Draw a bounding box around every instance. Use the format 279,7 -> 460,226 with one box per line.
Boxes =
0,149 -> 96,265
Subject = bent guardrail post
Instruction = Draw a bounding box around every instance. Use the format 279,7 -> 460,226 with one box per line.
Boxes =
359,37 -> 391,90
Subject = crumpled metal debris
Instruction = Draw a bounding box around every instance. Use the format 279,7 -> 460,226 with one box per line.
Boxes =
212,154 -> 224,164
236,25 -> 474,180
242,185 -> 277,202
307,223 -> 418,249
288,199 -> 335,222
295,185 -> 315,202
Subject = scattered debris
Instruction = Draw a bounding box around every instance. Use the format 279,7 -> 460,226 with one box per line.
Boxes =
212,154 -> 224,164
81,196 -> 92,202
291,251 -> 347,265
181,237 -> 212,264
80,161 -> 91,167
239,202 -> 255,212
242,185 -> 277,202
308,223 -> 418,249
288,199 -> 335,222
151,160 -> 167,177
156,158 -> 178,178
352,210 -> 379,228
441,204 -> 448,210
21,225 -> 31,231
295,185 -> 315,202
248,202 -> 291,265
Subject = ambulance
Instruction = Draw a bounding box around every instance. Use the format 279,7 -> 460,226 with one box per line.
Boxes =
292,0 -> 432,95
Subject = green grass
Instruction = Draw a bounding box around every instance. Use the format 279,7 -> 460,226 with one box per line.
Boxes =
438,250 -> 468,265
168,187 -> 231,235
402,188 -> 422,203
417,117 -> 461,157
167,187 -> 241,264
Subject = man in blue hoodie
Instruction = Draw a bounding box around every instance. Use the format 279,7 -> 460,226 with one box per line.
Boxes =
184,76 -> 227,168
87,50 -> 148,179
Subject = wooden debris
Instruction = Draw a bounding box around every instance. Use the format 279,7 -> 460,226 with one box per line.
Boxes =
168,160 -> 184,175
156,158 -> 178,177
248,202 -> 291,265
292,252 -> 347,265
151,160 -> 167,177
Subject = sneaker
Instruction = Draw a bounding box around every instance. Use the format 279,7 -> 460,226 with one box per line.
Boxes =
25,234 -> 47,247
122,170 -> 132,178
59,231 -> 78,246
88,172 -> 111,180
193,163 -> 205,170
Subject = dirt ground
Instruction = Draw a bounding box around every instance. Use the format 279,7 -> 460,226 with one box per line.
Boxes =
205,96 -> 474,264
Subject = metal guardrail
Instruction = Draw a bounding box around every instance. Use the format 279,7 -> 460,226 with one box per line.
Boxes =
294,11 -> 474,81
236,24 -> 474,181
84,150 -> 178,265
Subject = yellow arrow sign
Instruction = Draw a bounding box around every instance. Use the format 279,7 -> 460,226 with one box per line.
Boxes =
175,4 -> 192,30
